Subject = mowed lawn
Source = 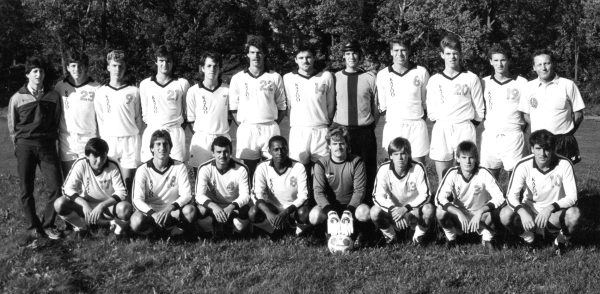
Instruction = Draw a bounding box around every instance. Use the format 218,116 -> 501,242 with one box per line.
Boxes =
1,116 -> 600,293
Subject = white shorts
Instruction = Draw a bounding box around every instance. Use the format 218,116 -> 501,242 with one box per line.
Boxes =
480,130 -> 524,171
105,135 -> 140,169
429,121 -> 476,161
189,132 -> 231,167
59,132 -> 96,161
141,126 -> 187,163
382,120 -> 430,157
236,122 -> 280,160
289,126 -> 329,164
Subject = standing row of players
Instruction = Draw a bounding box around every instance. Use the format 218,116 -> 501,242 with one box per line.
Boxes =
8,34 -> 584,248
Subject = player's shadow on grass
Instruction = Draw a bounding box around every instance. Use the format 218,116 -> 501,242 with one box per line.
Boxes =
572,189 -> 600,246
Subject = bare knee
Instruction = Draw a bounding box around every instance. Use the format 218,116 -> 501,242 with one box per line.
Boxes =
370,205 -> 385,222
421,204 -> 435,221
115,202 -> 133,220
565,207 -> 581,228
499,206 -> 514,227
296,206 -> 310,224
182,204 -> 198,223
54,196 -> 71,215
130,211 -> 148,233
309,206 -> 326,225
354,204 -> 371,222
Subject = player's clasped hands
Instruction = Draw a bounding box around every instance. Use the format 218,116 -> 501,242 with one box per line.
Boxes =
535,207 -> 553,229
155,206 -> 173,227
82,203 -> 102,225
467,211 -> 483,233
456,211 -> 470,233
391,206 -> 409,230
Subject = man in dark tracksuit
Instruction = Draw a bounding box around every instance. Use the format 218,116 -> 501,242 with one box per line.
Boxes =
8,57 -> 63,246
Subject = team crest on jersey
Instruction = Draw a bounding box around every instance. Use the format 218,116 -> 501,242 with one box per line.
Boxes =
290,176 -> 297,187
408,181 -> 416,192
509,88 -> 520,101
326,172 -> 335,182
169,176 -> 177,188
126,94 -> 133,105
226,182 -> 235,192
147,180 -> 154,199
99,179 -> 111,191
413,76 -> 422,87
530,97 -> 538,108
473,184 -> 482,197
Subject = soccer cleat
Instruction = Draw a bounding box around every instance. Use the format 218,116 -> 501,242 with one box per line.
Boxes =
110,219 -> 128,235
167,226 -> 184,236
44,228 -> 64,240
482,240 -> 497,252
446,239 -> 457,249
552,239 -> 569,256
412,235 -> 425,247
353,233 -> 367,249
17,230 -> 44,247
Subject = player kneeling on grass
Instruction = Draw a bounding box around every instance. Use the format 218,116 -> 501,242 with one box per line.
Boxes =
195,136 -> 251,236
130,130 -> 195,237
250,136 -> 310,236
371,137 -> 434,246
309,126 -> 371,247
435,141 -> 505,250
499,129 -> 580,255
54,138 -> 132,236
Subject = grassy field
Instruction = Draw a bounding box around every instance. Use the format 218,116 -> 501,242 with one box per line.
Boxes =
2,117 -> 600,293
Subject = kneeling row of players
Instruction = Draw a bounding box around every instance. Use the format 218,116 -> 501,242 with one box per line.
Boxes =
55,127 -> 579,253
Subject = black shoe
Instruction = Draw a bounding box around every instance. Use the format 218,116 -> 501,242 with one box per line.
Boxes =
446,239 -> 457,249
552,239 -> 570,256
412,235 -> 426,247
482,240 -> 497,252
354,233 -> 367,249
17,230 -> 44,247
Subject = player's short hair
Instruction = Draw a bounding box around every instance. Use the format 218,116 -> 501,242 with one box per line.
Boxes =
295,44 -> 316,57
84,137 -> 109,157
487,43 -> 511,60
106,50 -> 126,64
200,52 -> 223,68
149,129 -> 173,150
529,129 -> 556,150
326,126 -> 350,145
65,51 -> 90,67
456,141 -> 479,169
268,135 -> 288,150
532,49 -> 554,64
389,38 -> 412,52
245,35 -> 267,55
211,136 -> 232,152
25,56 -> 46,74
387,137 -> 412,159
155,45 -> 174,61
440,35 -> 462,52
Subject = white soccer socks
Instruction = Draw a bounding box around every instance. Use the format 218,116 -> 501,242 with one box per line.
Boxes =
380,226 -> 397,242
232,217 -> 249,233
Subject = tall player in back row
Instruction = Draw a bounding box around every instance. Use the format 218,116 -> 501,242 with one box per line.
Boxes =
54,51 -> 101,175
480,45 -> 528,180
140,45 -> 190,163
376,39 -> 430,164
333,40 -> 379,198
229,36 -> 287,177
426,35 -> 485,182
519,50 -> 585,164
94,50 -> 142,197
186,52 -> 230,174
283,45 -> 335,167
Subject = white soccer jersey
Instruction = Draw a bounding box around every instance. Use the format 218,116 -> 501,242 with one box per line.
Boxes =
426,71 -> 485,123
132,159 -> 193,213
436,166 -> 505,212
195,159 -> 250,208
481,75 -> 527,132
186,82 -> 230,135
94,84 -> 142,137
507,154 -> 577,212
283,70 -> 334,127
519,76 -> 585,134
373,160 -> 431,211
55,78 -> 101,135
229,69 -> 287,124
253,159 -> 308,210
140,76 -> 190,128
377,65 -> 429,121
63,158 -> 127,203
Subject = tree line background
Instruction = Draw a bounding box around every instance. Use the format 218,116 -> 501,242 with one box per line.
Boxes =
1,0 -> 599,107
